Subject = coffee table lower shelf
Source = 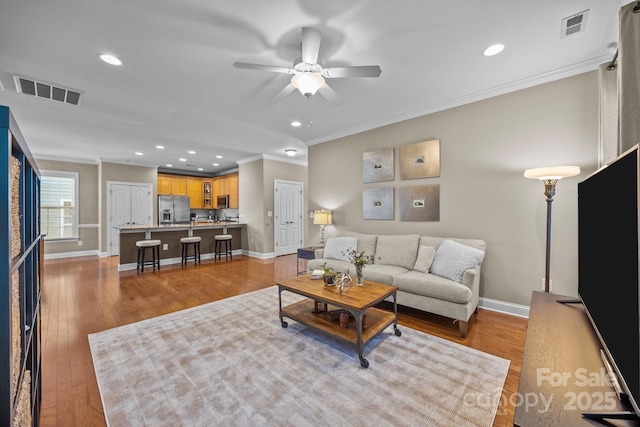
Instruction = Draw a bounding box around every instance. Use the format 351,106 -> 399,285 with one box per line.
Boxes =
279,299 -> 400,368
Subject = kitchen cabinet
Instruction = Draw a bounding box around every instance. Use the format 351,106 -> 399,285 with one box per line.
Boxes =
157,175 -> 172,194
170,177 -> 187,195
1,105 -> 42,426
157,174 -> 187,196
186,178 -> 203,209
158,173 -> 237,209
203,179 -> 213,209
228,173 -> 239,208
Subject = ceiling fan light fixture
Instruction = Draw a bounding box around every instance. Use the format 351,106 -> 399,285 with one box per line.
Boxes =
291,72 -> 325,96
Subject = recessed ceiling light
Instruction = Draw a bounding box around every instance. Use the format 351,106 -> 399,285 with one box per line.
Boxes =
291,121 -> 302,127
188,150 -> 196,154
285,149 -> 297,156
197,167 -> 203,171
216,155 -> 223,159
166,164 -> 173,167
155,145 -> 165,149
482,44 -> 505,56
135,152 -> 143,156
99,54 -> 122,66
212,163 -> 219,166
179,158 -> 186,162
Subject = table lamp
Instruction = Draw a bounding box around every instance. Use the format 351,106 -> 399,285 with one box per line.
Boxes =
313,209 -> 332,246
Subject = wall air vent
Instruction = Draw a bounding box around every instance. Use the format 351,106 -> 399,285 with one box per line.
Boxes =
561,10 -> 589,38
13,75 -> 82,105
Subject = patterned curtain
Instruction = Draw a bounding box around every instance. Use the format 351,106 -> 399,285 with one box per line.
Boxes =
619,1 -> 640,153
599,62 -> 619,167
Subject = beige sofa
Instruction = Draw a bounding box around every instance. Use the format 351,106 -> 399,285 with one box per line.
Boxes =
307,231 -> 486,337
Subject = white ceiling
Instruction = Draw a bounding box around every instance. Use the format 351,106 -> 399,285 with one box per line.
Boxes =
0,0 -> 626,174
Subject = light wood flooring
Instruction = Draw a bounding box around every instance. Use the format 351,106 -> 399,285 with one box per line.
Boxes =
39,254 -> 527,427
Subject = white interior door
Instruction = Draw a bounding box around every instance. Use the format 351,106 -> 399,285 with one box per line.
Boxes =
108,182 -> 152,256
275,180 -> 303,256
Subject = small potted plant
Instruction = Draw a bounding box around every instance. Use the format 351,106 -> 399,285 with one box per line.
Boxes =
321,263 -> 338,285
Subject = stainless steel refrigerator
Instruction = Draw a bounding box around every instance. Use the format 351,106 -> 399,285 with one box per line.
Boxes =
158,195 -> 191,224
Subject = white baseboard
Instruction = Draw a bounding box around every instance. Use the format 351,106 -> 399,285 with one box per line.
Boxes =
242,250 -> 275,259
44,249 -> 100,260
479,297 -> 529,318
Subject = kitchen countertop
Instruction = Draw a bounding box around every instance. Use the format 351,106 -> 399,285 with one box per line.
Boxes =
114,222 -> 245,232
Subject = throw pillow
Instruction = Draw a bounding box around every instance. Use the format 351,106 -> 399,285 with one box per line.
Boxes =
430,239 -> 485,283
322,237 -> 357,261
413,246 -> 436,273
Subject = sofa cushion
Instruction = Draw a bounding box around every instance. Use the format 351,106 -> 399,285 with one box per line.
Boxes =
413,246 -> 435,273
375,234 -> 420,270
338,230 -> 378,260
322,237 -> 357,261
430,239 -> 485,283
361,263 -> 408,285
393,271 -> 472,304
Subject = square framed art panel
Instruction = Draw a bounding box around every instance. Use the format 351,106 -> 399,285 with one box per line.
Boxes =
363,187 -> 394,219
363,147 -> 394,183
399,184 -> 440,221
399,139 -> 440,180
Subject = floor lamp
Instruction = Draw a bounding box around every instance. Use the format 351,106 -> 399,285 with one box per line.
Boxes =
524,166 -> 580,292
313,209 -> 332,247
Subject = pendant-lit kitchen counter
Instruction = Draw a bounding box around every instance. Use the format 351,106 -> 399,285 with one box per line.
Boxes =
114,222 -> 246,271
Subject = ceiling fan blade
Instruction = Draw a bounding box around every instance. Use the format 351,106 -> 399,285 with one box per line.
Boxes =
270,84 -> 296,103
233,62 -> 294,74
301,27 -> 322,64
318,84 -> 344,106
323,65 -> 382,78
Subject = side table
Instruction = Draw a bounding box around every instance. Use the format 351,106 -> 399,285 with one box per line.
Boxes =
297,246 -> 318,275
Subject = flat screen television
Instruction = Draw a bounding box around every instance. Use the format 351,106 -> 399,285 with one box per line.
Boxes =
578,144 -> 640,419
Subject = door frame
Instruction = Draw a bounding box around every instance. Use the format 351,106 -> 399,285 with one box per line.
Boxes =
106,181 -> 153,256
274,179 -> 304,257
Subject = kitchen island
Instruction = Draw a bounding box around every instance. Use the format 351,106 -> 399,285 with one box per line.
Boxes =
114,222 -> 246,271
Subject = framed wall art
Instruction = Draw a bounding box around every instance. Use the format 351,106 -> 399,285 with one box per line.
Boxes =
399,184 -> 440,221
362,187 -> 394,220
363,147 -> 394,183
399,139 -> 440,180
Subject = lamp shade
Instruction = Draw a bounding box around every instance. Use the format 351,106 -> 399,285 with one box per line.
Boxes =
313,210 -> 332,225
524,166 -> 580,180
291,72 -> 325,96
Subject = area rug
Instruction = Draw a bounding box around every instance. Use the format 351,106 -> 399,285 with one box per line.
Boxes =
89,286 -> 509,427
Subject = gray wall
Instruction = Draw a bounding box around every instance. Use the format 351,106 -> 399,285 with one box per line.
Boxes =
239,157 -> 308,256
35,158 -> 100,255
308,71 -> 599,306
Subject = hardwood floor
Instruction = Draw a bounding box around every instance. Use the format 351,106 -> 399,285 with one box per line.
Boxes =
39,254 -> 527,427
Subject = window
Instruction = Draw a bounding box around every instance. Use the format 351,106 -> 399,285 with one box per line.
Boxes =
40,171 -> 78,240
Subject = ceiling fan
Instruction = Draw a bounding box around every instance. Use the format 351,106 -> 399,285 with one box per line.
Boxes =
233,27 -> 381,106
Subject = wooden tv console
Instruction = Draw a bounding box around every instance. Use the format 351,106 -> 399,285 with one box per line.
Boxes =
514,291 -> 639,426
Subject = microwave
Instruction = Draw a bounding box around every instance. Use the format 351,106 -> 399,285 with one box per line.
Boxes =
216,195 -> 229,209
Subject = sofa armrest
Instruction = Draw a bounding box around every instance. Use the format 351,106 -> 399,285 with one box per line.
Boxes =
461,268 -> 477,287
314,248 -> 325,258
462,264 -> 482,311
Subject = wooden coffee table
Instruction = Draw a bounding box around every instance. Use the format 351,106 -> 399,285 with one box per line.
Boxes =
277,274 -> 401,368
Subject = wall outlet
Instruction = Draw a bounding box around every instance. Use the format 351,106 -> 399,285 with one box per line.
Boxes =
77,240 -> 83,246
163,244 -> 168,250
542,278 -> 554,292
250,238 -> 254,244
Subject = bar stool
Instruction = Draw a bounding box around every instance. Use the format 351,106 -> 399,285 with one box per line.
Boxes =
214,234 -> 232,261
180,236 -> 201,266
136,239 -> 161,272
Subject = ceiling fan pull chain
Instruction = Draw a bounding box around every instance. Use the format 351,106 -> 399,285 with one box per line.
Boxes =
307,94 -> 313,127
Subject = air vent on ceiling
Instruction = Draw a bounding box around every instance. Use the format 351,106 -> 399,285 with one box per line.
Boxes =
561,9 -> 589,38
13,75 -> 82,105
